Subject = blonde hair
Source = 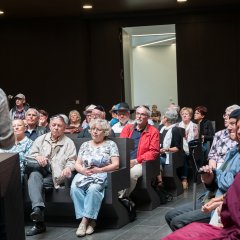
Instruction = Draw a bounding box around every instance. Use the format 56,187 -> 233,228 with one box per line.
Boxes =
69,110 -> 81,124
180,107 -> 193,117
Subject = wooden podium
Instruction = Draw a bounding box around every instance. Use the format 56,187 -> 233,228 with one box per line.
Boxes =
0,153 -> 25,240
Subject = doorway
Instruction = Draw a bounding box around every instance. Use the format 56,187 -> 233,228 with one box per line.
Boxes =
122,24 -> 178,115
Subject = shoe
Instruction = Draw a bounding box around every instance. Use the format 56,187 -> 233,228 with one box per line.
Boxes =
76,223 -> 87,237
182,180 -> 188,190
30,207 -> 44,222
26,223 -> 46,236
86,220 -> 96,235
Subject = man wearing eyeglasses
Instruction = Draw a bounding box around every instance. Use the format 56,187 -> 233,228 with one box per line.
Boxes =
25,115 -> 77,236
119,105 -> 160,198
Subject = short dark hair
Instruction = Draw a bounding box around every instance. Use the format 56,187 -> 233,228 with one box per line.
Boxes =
195,106 -> 207,116
38,109 -> 48,117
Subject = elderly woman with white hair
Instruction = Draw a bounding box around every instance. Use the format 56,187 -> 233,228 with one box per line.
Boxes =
156,108 -> 182,186
70,118 -> 120,237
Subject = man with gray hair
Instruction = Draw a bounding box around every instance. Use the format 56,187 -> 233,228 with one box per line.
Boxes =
119,105 -> 160,198
25,108 -> 49,141
26,114 -> 77,236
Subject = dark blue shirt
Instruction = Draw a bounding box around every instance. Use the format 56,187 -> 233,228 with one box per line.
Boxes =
130,128 -> 143,159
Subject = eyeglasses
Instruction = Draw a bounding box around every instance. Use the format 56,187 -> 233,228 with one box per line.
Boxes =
26,113 -> 37,117
91,114 -> 102,118
89,127 -> 104,132
136,112 -> 148,117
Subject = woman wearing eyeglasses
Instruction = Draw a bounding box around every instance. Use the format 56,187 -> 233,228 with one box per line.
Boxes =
70,118 -> 120,237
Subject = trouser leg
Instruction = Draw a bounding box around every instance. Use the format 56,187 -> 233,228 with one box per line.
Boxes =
165,200 -> 211,231
119,163 -> 143,198
28,172 -> 45,209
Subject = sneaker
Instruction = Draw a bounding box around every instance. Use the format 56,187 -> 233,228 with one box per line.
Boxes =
86,220 -> 96,235
26,223 -> 46,236
76,223 -> 87,237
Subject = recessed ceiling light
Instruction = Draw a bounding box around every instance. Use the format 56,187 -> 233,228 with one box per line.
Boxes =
0,10 -> 4,15
177,0 -> 187,2
83,4 -> 93,9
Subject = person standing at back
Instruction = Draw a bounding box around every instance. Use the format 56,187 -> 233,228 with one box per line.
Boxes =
0,88 -> 15,149
9,93 -> 29,120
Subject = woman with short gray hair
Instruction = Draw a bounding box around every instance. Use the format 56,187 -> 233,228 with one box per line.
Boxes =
71,118 -> 119,237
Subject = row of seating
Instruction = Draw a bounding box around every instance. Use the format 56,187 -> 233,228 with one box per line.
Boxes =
23,136 -> 186,228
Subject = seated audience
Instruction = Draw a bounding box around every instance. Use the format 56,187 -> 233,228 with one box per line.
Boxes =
119,105 -> 160,199
65,109 -> 82,134
176,107 -> 199,189
156,108 -> 182,186
193,106 -> 215,164
25,108 -> 49,141
70,119 -> 119,237
150,104 -> 161,124
165,109 -> 240,231
162,172 -> 240,240
81,104 -> 96,129
78,105 -> 115,138
25,114 -> 77,236
9,93 -> 29,120
208,104 -> 240,169
0,88 -> 14,149
0,119 -> 33,181
109,104 -> 119,127
38,109 -> 49,129
112,102 -> 134,134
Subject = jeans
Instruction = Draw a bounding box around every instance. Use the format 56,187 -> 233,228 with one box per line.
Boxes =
165,199 -> 211,231
70,174 -> 107,220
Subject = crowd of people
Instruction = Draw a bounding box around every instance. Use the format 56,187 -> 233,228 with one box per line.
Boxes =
1,88 -> 240,239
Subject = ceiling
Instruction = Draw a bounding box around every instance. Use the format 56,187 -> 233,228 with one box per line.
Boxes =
0,0 -> 240,20
124,25 -> 176,47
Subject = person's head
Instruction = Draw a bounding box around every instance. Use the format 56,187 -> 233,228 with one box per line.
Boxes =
180,107 -> 193,123
90,105 -> 106,120
69,110 -> 81,125
228,109 -> 240,141
49,115 -> 67,140
83,104 -> 96,123
12,119 -> 26,141
168,103 -> 180,113
194,106 -> 208,123
163,109 -> 178,125
38,109 -> 49,126
25,108 -> 40,129
152,104 -> 158,112
109,104 -> 119,119
135,105 -> 151,129
14,93 -> 26,108
223,104 -> 240,128
114,102 -> 133,125
89,119 -> 111,143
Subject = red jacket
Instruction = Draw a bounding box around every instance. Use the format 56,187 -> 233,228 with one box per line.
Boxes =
120,123 -> 160,163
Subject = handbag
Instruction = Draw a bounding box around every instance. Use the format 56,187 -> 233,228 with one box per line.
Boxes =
24,157 -> 51,177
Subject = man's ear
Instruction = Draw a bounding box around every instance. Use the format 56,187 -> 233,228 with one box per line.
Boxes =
23,99 -> 26,104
